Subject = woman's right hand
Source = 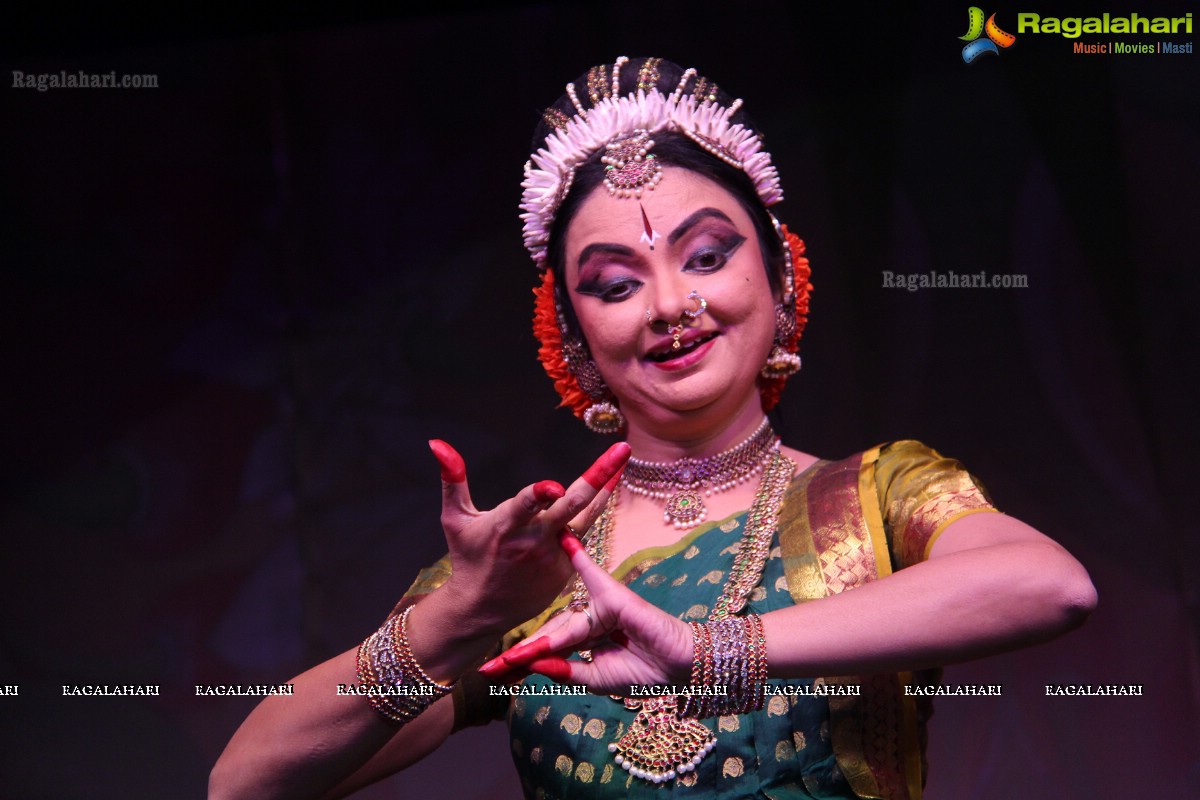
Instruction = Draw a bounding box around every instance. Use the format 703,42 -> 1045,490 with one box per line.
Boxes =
425,439 -> 630,640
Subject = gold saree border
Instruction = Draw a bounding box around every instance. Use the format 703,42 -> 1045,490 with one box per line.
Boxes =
779,447 -> 925,800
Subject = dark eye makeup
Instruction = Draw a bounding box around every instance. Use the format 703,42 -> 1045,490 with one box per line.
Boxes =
573,226 -> 748,304
685,232 -> 746,274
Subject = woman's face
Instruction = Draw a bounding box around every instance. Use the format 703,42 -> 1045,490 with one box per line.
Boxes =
563,167 -> 777,426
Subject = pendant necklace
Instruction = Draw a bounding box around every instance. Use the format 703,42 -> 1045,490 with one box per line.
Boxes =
572,427 -> 795,784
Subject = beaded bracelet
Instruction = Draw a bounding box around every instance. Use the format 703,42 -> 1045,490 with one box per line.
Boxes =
356,605 -> 455,724
683,614 -> 767,718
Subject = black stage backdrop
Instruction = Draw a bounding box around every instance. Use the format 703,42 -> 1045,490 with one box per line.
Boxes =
2,2 -> 1197,797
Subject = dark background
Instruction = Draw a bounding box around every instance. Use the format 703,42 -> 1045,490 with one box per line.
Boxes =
2,2 -> 1196,797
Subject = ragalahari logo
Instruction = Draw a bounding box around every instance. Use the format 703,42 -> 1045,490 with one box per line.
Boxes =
960,7 -> 1017,62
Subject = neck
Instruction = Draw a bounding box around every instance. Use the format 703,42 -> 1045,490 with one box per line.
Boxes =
621,394 -> 769,461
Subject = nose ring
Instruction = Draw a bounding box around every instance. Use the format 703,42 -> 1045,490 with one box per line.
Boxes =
648,291 -> 709,350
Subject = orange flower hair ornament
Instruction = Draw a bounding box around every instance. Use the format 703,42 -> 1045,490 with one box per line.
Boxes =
532,270 -> 595,421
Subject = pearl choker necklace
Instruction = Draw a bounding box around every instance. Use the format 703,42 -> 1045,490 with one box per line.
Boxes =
620,418 -> 779,529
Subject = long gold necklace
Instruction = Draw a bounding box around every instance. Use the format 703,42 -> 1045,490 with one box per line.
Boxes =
573,447 -> 795,784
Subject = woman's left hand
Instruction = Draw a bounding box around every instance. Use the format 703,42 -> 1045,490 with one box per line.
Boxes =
478,529 -> 695,693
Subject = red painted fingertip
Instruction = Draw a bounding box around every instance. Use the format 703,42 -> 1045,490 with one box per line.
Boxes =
603,466 -> 624,493
527,657 -> 573,683
581,442 -> 632,489
478,657 -> 503,676
501,637 -> 553,666
609,630 -> 629,648
558,528 -> 586,557
428,440 -> 466,483
533,480 -> 565,505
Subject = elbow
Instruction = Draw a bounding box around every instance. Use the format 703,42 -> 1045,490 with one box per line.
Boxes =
207,759 -> 237,800
208,755 -> 261,800
1043,552 -> 1097,634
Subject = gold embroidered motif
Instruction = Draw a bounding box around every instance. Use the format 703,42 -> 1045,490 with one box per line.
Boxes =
555,755 -> 573,776
698,569 -> 724,585
671,574 -> 689,587
767,695 -> 789,716
749,586 -> 767,602
720,519 -> 741,533
643,573 -> 667,587
683,604 -> 709,620
575,762 -> 595,783
903,487 -> 993,566
583,718 -> 607,738
513,698 -> 526,718
814,517 -> 875,593
534,706 -> 550,724
776,739 -> 796,761
718,715 -> 740,732
678,771 -> 698,787
560,714 -> 583,735
684,545 -> 701,559
793,730 -> 807,750
600,763 -> 614,783
769,544 -> 782,559
722,757 -> 745,777
774,575 -> 789,593
530,746 -> 543,763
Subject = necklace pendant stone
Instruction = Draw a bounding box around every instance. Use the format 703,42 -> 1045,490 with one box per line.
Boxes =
608,696 -> 715,783
665,490 -> 706,527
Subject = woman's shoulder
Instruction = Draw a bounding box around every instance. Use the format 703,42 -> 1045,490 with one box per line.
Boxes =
781,439 -> 955,470
780,440 -> 981,496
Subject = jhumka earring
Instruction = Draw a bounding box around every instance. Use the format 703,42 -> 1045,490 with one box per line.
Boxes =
760,302 -> 801,379
561,338 -> 625,435
760,218 -> 803,380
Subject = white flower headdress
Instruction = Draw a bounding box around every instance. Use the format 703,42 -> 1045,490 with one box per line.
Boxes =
519,56 -> 784,267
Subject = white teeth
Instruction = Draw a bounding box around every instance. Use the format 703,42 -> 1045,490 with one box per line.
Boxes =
650,333 -> 715,362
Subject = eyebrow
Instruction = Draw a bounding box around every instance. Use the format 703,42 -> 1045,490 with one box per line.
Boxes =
667,208 -> 735,245
577,242 -> 635,269
574,208 -> 737,269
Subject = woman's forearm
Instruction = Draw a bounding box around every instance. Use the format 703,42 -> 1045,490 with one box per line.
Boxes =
209,587 -> 500,800
761,515 -> 1096,678
210,648 -> 408,800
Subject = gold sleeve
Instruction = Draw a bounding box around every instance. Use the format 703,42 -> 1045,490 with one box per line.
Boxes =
872,440 -> 998,570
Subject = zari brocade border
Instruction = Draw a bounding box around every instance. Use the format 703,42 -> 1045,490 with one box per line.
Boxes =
777,446 -> 924,800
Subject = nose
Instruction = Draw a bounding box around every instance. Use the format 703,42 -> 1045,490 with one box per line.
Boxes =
646,280 -> 706,332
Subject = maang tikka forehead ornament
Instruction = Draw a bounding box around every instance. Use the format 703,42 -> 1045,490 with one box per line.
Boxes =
527,57 -> 813,428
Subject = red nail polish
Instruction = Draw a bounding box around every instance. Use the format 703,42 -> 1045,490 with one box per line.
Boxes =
502,637 -> 552,665
528,657 -> 573,683
533,480 -> 565,505
582,442 -> 632,489
429,440 -> 466,483
558,528 -> 586,556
